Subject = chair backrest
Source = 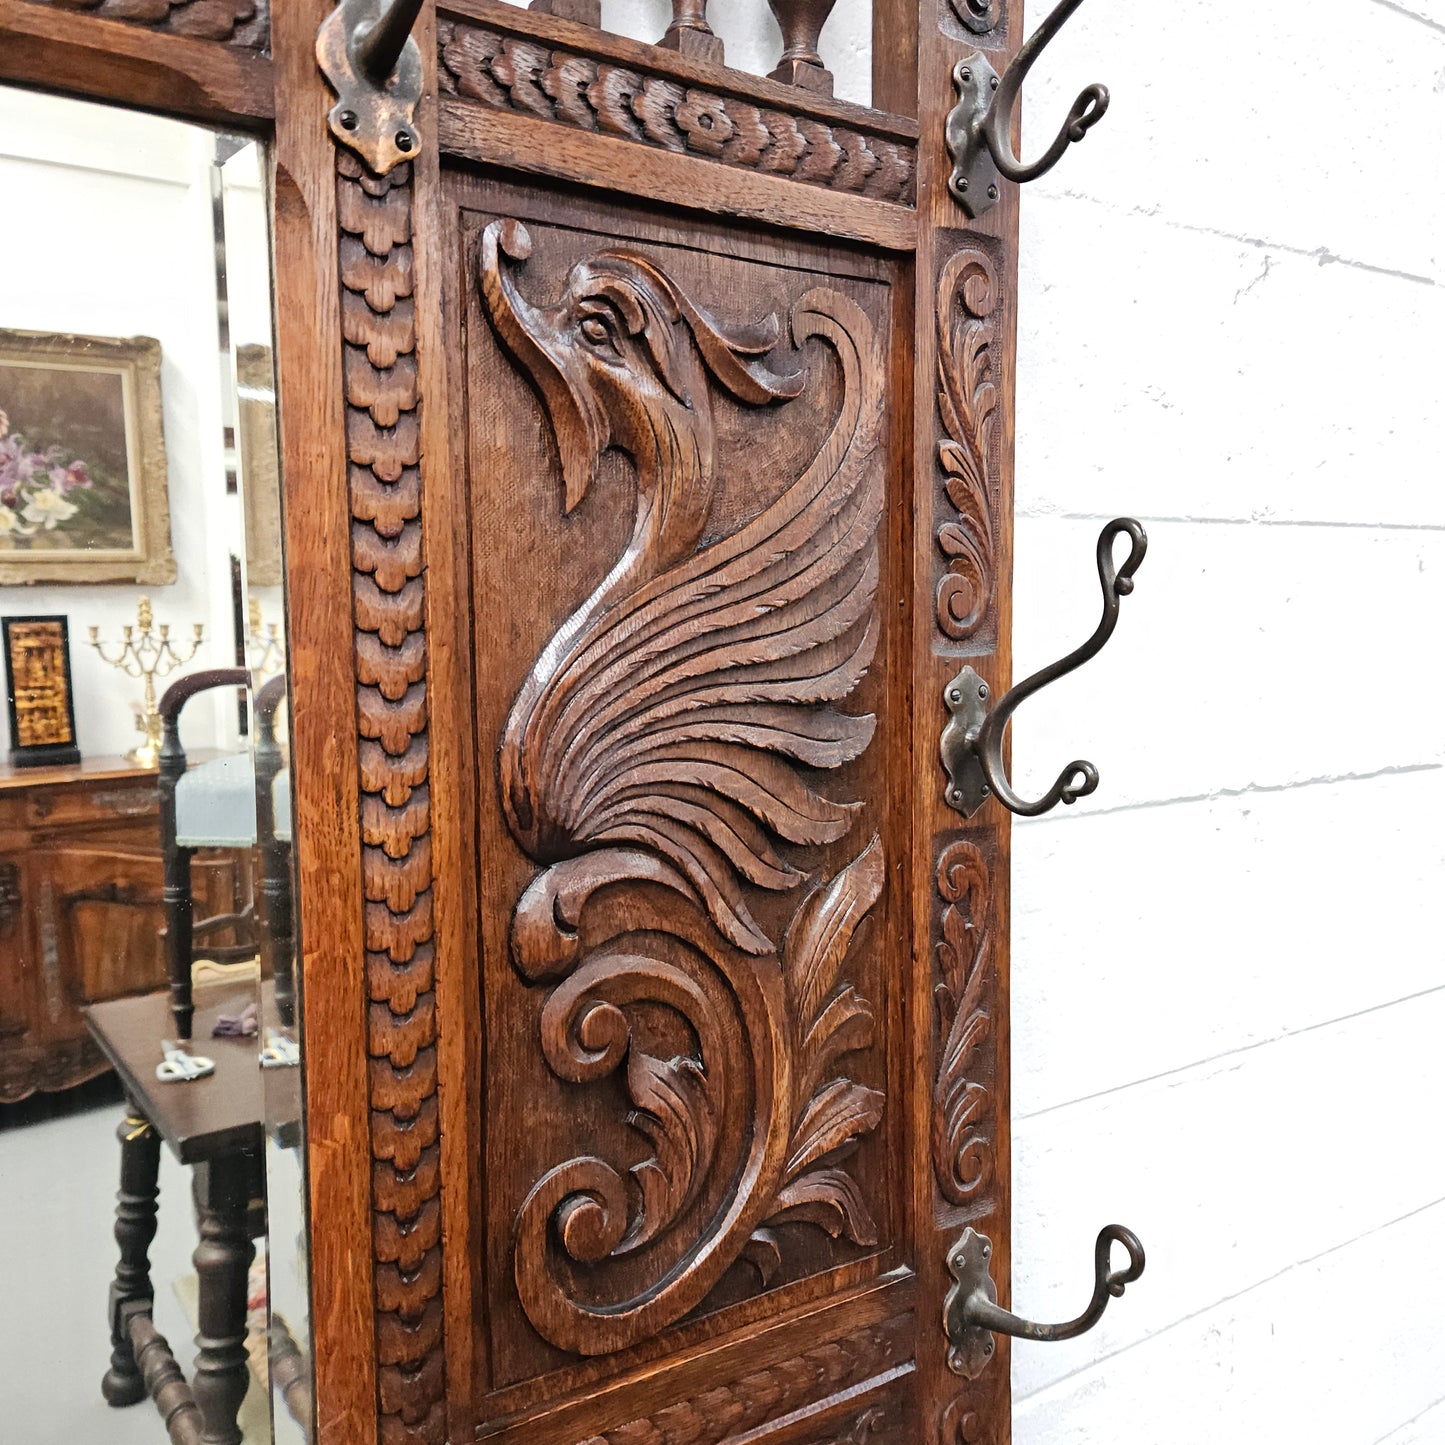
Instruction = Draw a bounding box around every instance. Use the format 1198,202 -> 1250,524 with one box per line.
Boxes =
157,668 -> 250,1040
252,673 -> 297,1028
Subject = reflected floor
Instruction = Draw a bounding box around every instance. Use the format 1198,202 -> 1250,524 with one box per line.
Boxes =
0,1078 -> 268,1444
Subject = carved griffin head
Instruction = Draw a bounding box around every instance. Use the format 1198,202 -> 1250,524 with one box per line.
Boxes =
480,219 -> 805,515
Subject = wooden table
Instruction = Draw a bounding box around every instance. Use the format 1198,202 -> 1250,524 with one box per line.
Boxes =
83,979 -> 300,1445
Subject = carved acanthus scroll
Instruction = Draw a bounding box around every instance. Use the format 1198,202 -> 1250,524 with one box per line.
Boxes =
935,249 -> 999,643
933,839 -> 993,1206
480,223 -> 888,1356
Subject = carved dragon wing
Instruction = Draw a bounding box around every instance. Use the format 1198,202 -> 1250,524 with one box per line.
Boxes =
507,286 -> 885,956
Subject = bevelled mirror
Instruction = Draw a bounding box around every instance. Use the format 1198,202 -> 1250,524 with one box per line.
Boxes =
0,87 -> 311,1444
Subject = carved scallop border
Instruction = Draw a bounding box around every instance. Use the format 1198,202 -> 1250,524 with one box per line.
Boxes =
23,0 -> 269,46
336,149 -> 447,1445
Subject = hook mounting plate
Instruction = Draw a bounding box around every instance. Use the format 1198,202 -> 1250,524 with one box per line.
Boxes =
941,665 -> 992,817
944,1227 -> 999,1379
317,0 -> 423,176
946,53 -> 1005,219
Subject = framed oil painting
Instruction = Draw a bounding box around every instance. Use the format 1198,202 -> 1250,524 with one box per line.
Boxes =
0,329 -> 177,584
3,615 -> 81,768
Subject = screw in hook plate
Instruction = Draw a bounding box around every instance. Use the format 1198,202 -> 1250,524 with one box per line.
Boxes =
987,184 -> 1000,200
339,109 -> 359,131
978,683 -> 989,699
395,129 -> 414,152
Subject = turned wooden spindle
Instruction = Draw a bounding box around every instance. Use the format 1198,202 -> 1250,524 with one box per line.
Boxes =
767,0 -> 839,94
659,0 -> 725,63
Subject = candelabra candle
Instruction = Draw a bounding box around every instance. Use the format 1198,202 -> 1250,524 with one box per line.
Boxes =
87,596 -> 205,767
246,594 -> 286,679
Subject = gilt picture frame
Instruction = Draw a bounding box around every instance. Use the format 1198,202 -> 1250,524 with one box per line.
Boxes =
3,615 -> 81,768
0,328 -> 177,585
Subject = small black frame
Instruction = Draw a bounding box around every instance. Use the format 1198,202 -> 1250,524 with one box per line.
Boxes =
3,614 -> 82,769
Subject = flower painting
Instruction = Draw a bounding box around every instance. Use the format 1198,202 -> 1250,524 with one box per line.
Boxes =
0,330 -> 176,584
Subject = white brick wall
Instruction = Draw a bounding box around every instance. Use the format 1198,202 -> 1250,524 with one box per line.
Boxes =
504,1 -> 1445,1433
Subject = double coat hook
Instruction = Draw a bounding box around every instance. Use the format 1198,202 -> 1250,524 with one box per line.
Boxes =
317,0 -> 427,175
941,518 -> 1146,818
946,0 -> 1110,219
944,1225 -> 1146,1378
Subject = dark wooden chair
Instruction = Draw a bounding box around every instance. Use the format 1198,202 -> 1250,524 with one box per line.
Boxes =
83,668 -> 302,1445
156,668 -> 256,1042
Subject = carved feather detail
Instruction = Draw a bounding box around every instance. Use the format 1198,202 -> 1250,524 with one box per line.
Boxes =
481,222 -> 884,966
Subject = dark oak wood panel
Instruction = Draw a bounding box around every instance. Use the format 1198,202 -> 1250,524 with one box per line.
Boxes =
453,173 -> 914,1421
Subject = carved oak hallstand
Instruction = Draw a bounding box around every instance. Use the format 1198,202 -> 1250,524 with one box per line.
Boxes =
0,0 -> 1148,1439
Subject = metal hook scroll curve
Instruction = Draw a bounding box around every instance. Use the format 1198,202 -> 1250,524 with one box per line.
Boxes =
943,1225 -> 1146,1379
945,0 -> 1110,219
941,517 -> 1146,819
316,0 -> 426,177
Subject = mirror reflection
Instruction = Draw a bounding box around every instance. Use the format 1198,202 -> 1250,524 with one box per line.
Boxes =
0,90 -> 309,1444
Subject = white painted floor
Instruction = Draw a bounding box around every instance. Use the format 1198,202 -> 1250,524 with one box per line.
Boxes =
0,1080 -> 270,1443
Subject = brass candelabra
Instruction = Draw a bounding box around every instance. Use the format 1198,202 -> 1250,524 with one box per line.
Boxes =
87,597 -> 205,767
247,594 -> 286,679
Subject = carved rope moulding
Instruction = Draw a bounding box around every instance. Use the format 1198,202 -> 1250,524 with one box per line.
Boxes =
439,20 -> 916,206
576,1311 -> 914,1445
479,221 -> 890,1356
27,0 -> 268,45
336,150 -> 447,1445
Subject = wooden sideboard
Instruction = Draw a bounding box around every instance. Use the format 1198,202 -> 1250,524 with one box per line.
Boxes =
0,756 -> 242,1103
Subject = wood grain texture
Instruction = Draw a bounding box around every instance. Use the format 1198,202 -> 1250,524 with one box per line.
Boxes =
932,839 -> 993,1209
934,249 -> 999,646
336,148 -> 448,1445
20,0 -> 266,45
478,226 -> 890,1358
0,0 -> 273,124
438,15 -> 914,205
873,0 -> 1021,1432
270,0 -> 375,1440
575,1311 -> 913,1445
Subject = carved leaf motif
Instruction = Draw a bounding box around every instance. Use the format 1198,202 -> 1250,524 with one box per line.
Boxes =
623,1050 -> 716,1251
760,837 -> 886,1248
768,1166 -> 879,1248
934,840 -> 994,1205
936,249 -> 999,641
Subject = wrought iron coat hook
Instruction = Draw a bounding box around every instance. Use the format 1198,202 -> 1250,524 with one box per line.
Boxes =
943,1225 -> 1146,1378
317,0 -> 427,176
941,518 -> 1146,818
946,0 -> 1110,219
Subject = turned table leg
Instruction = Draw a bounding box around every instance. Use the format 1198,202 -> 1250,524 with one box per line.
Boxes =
102,1106 -> 162,1407
191,1149 -> 259,1445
